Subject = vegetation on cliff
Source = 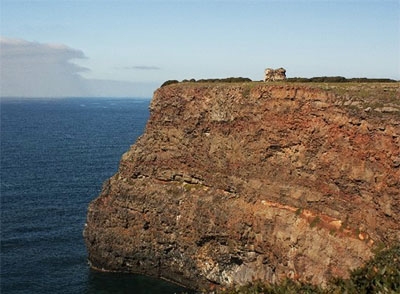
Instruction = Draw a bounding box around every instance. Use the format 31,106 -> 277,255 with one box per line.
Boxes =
160,77 -> 252,87
161,78 -> 399,118
218,244 -> 400,294
161,76 -> 398,88
286,76 -> 397,83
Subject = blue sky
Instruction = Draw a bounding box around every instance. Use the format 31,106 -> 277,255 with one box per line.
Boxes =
1,0 -> 399,97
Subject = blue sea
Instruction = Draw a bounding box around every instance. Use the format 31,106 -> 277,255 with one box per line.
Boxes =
0,98 -> 191,294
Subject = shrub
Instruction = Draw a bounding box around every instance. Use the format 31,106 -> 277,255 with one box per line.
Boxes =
160,80 -> 179,87
331,244 -> 400,293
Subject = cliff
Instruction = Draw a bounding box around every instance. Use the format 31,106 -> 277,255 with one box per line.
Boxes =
84,82 -> 400,291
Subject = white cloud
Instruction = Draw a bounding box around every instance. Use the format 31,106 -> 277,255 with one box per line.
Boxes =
0,38 -> 156,97
0,37 -> 87,61
0,38 -> 90,97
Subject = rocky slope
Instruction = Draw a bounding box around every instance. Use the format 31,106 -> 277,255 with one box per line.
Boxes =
84,82 -> 400,291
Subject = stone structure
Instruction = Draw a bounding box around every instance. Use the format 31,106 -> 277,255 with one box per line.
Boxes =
264,67 -> 286,82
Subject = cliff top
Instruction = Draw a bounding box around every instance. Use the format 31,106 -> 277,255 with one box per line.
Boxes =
160,81 -> 400,119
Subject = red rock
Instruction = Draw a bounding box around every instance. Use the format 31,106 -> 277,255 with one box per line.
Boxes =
84,83 -> 400,290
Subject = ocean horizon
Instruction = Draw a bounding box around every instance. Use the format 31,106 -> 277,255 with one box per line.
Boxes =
0,97 -> 190,293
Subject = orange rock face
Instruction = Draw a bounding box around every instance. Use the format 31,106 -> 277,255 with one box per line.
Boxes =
84,83 -> 400,290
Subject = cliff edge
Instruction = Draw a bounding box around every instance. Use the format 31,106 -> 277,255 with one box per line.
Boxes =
84,82 -> 400,290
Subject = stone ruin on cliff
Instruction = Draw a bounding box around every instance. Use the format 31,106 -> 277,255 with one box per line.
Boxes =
264,67 -> 286,82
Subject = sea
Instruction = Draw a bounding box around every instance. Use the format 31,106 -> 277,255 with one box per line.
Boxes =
0,98 -> 191,294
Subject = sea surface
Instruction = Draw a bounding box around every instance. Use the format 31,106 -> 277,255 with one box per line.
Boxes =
1,98 -> 190,294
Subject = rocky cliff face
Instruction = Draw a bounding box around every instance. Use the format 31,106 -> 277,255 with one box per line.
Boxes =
84,83 -> 400,291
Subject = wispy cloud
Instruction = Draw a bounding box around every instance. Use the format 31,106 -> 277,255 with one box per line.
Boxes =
120,65 -> 161,70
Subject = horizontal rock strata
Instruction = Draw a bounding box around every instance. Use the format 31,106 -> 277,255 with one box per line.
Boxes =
84,83 -> 400,291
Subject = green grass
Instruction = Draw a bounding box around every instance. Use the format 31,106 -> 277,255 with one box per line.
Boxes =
295,207 -> 303,216
309,216 -> 321,228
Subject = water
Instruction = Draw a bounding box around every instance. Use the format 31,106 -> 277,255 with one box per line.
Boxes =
1,98 -> 190,293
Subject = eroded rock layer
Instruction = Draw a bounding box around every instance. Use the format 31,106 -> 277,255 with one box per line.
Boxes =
84,83 -> 400,291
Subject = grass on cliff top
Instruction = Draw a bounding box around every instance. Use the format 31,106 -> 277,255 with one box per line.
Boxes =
283,81 -> 400,116
306,82 -> 399,107
216,244 -> 400,294
161,78 -> 399,117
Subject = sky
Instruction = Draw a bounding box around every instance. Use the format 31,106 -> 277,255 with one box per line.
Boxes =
0,0 -> 399,98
